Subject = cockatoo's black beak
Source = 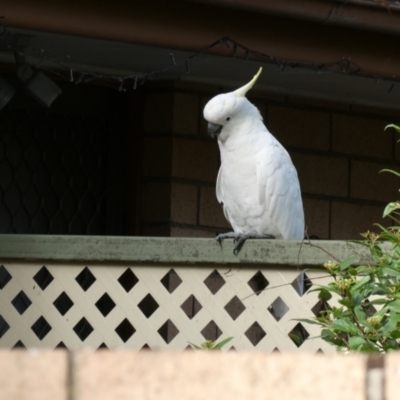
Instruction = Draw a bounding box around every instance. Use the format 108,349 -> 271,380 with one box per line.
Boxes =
208,122 -> 222,138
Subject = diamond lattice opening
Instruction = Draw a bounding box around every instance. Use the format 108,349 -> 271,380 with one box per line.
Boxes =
201,320 -> 222,341
158,319 -> 179,344
288,323 -> 310,347
268,297 -> 289,321
181,294 -> 202,319
33,266 -> 54,290
160,269 -> 182,294
115,318 -> 136,343
364,303 -> 377,317
291,272 -> 312,296
31,316 -> 52,340
203,270 -> 226,294
0,315 -> 10,338
0,265 -> 12,289
311,301 -> 331,317
273,347 -> 280,353
98,342 -> 108,350
118,268 -> 139,292
138,294 -> 159,318
75,267 -> 96,291
95,293 -> 116,317
53,291 -> 74,316
245,322 -> 266,346
224,296 -> 246,320
56,341 -> 67,349
13,340 -> 26,349
12,290 -> 32,315
141,344 -> 151,350
73,317 -> 94,341
248,271 -> 269,295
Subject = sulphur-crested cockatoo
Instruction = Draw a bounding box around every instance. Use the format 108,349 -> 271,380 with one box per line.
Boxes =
204,67 -> 304,254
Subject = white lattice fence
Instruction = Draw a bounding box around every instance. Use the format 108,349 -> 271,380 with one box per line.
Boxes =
0,261 -> 335,352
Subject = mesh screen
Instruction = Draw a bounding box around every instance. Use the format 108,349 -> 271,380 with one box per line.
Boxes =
0,109 -> 108,234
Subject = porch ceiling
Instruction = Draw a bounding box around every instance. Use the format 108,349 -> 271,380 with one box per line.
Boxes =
2,0 -> 400,109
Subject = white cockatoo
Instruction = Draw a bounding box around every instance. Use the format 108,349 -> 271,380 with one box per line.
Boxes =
204,67 -> 305,254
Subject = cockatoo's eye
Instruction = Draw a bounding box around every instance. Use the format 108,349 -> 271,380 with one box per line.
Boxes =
226,117 -> 231,121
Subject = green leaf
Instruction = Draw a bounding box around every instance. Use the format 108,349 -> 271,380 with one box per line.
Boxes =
370,244 -> 383,260
383,342 -> 400,352
338,299 -> 355,308
294,318 -> 324,326
380,169 -> 400,178
356,266 -> 373,274
388,300 -> 400,313
351,294 -> 365,307
354,306 -> 367,322
388,313 -> 400,322
375,305 -> 389,317
330,318 -> 360,334
372,283 -> 393,295
350,275 -> 372,294
331,307 -> 347,318
315,316 -> 330,324
188,342 -> 202,350
382,267 -> 400,277
383,202 -> 400,219
319,329 -> 334,341
214,337 -> 234,349
320,329 -> 346,346
370,298 -> 390,305
318,289 -> 332,301
308,284 -> 340,295
388,330 -> 400,339
385,124 -> 400,133
338,256 -> 356,271
348,268 -> 358,276
381,318 -> 396,333
348,336 -> 367,349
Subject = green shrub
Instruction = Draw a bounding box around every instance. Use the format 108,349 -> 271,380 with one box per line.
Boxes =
188,337 -> 234,351
301,124 -> 400,353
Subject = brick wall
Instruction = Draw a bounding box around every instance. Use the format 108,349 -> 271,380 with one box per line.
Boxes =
139,81 -> 400,240
139,82 -> 221,238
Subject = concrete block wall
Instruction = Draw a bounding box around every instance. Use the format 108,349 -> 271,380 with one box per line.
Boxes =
139,81 -> 400,240
2,350 -> 400,400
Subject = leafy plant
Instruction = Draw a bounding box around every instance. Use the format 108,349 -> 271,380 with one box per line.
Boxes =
300,124 -> 400,353
188,337 -> 234,351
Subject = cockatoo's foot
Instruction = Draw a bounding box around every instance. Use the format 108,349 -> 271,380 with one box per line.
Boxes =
215,231 -> 238,244
215,231 -> 275,255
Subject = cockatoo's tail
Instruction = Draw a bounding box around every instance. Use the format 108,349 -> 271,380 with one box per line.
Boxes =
233,67 -> 262,97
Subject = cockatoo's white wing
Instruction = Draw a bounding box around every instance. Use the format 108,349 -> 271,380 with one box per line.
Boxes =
216,166 -> 223,203
215,166 -> 232,225
257,138 -> 304,240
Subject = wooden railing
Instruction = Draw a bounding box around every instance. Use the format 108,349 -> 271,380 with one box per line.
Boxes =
0,235 -> 372,352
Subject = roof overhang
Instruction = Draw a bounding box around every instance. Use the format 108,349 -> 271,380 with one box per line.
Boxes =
2,0 -> 400,109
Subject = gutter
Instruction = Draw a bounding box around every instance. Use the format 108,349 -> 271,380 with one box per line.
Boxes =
2,0 -> 400,82
185,0 -> 400,37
